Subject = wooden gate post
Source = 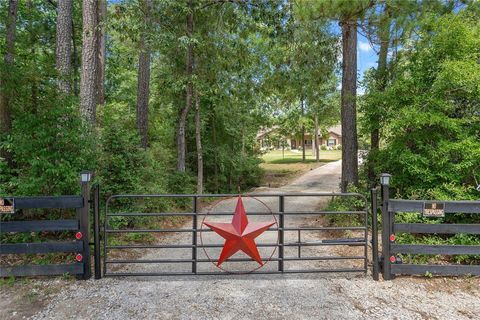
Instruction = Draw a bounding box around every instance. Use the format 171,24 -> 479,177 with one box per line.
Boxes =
78,171 -> 92,280
93,184 -> 101,279
371,188 -> 380,281
380,173 -> 393,280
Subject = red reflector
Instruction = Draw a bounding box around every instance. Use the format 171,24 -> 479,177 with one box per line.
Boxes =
75,232 -> 83,240
389,255 -> 396,263
76,254 -> 83,262
389,234 -> 396,242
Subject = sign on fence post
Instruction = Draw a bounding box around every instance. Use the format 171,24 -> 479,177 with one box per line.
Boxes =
0,198 -> 15,214
423,202 -> 445,218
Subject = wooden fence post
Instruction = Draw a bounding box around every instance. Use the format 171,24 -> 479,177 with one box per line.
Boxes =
78,171 -> 92,280
380,173 -> 393,280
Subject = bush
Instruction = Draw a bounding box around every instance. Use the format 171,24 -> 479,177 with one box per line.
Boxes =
335,144 -> 342,150
96,102 -> 167,198
5,97 -> 95,196
320,145 -> 327,150
364,12 -> 480,201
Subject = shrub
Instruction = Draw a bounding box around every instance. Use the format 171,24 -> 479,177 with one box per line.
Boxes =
5,97 -> 95,196
364,12 -> 480,201
96,102 -> 167,198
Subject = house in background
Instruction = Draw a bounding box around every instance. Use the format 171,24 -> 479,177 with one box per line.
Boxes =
257,125 -> 342,150
289,125 -> 342,150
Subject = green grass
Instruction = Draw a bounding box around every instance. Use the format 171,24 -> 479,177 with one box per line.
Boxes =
259,149 -> 342,187
261,149 -> 342,164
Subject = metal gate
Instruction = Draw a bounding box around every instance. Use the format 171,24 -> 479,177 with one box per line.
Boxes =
100,193 -> 368,277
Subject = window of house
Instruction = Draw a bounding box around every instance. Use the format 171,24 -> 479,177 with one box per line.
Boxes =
327,138 -> 336,146
305,139 -> 312,145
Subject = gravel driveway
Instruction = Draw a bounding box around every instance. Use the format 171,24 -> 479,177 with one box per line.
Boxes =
3,160 -> 480,319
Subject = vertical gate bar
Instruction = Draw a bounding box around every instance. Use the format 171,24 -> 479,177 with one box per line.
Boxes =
103,200 -> 108,276
93,184 -> 101,279
371,188 -> 379,281
192,196 -> 198,274
381,182 -> 392,280
278,195 -> 285,272
78,177 -> 91,280
371,189 -> 379,280
363,196 -> 368,275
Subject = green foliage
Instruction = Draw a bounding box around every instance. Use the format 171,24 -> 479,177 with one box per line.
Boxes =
5,98 -> 95,196
96,102 -> 166,197
325,185 -> 367,227
363,11 -> 480,200
396,232 -> 480,265
0,275 -> 16,287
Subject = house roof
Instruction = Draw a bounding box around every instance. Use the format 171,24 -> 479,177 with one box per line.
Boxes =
328,125 -> 342,137
256,125 -> 280,140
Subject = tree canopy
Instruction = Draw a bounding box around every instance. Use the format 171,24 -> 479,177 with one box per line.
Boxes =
0,0 -> 479,201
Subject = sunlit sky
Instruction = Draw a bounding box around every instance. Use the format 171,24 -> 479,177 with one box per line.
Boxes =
357,32 -> 377,95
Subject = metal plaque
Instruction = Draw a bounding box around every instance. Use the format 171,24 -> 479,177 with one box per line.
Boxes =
423,202 -> 445,218
0,198 -> 15,214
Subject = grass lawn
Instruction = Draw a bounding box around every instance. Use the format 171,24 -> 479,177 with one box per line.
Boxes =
259,149 -> 342,187
262,149 -> 342,164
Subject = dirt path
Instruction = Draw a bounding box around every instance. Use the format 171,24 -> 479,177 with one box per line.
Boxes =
2,160 -> 480,319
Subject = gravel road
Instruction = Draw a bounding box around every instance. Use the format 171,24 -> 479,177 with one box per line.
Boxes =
3,160 -> 480,319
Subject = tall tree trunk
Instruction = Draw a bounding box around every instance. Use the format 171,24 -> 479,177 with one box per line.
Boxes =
56,0 -> 73,95
301,99 -> 305,162
176,2 -> 193,172
340,17 -> 359,192
72,19 -> 79,96
80,0 -> 98,125
195,91 -> 203,194
27,0 -> 37,112
0,0 -> 18,167
314,114 -> 319,162
368,5 -> 391,186
136,0 -> 152,149
96,0 -> 107,105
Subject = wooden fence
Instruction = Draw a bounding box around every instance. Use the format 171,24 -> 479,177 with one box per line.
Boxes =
0,178 -> 91,279
378,178 -> 480,280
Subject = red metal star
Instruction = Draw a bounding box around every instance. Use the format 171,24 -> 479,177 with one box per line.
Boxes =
203,196 -> 275,266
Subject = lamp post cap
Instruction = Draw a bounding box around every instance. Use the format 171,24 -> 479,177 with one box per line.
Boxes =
380,173 -> 392,186
80,170 -> 92,183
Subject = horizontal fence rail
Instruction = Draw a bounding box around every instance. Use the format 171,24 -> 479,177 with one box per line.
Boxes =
1,220 -> 79,232
391,264 -> 480,276
388,200 -> 480,214
0,264 -> 84,277
11,196 -> 84,209
1,242 -> 83,254
103,193 -> 369,277
1,183 -> 92,279
394,223 -> 480,234
381,192 -> 480,280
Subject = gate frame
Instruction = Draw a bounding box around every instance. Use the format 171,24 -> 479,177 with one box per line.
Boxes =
101,192 -> 369,277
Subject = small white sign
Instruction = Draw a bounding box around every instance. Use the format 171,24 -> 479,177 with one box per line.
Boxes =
423,202 -> 445,218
